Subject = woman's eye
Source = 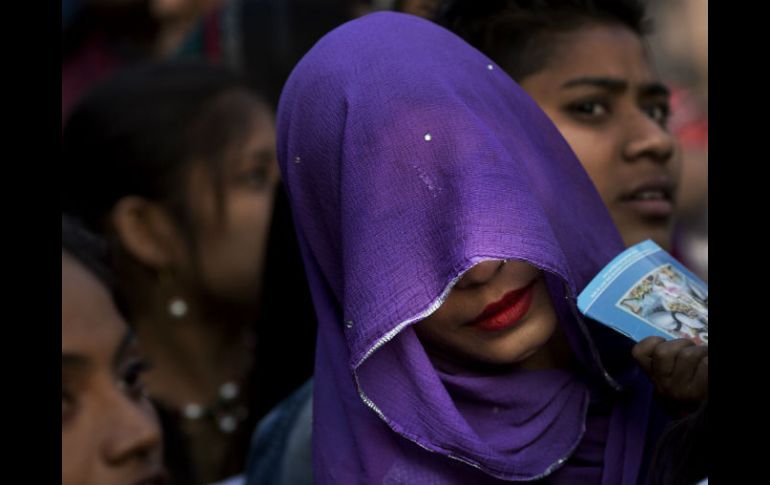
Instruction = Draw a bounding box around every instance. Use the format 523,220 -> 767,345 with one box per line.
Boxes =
644,103 -> 670,126
119,360 -> 151,400
236,165 -> 270,189
245,167 -> 269,187
567,100 -> 609,120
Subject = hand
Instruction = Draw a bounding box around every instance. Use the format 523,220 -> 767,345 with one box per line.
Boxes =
632,337 -> 708,404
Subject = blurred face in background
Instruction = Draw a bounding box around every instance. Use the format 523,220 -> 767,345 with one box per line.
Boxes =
62,252 -> 165,485
519,23 -> 680,250
108,88 -> 279,322
181,92 -> 280,311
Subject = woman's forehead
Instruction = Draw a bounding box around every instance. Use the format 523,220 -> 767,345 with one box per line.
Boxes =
543,23 -> 654,82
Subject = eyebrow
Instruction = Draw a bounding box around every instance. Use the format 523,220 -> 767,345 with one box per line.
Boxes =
562,77 -> 627,92
561,77 -> 670,97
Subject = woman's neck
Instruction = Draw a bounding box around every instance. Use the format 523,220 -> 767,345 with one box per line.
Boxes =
133,304 -> 256,407
518,327 -> 575,371
426,326 -> 575,375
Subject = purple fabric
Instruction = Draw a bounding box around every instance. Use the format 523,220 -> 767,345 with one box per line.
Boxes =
276,12 -> 656,484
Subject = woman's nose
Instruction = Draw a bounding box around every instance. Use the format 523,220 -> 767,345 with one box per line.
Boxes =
622,112 -> 676,165
454,260 -> 504,289
102,393 -> 162,466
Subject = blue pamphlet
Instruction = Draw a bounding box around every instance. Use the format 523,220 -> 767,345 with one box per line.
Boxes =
577,240 -> 708,344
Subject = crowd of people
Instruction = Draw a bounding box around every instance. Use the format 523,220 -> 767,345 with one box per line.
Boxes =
61,1 -> 708,484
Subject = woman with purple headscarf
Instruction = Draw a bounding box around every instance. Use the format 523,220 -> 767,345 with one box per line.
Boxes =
269,11 -> 669,484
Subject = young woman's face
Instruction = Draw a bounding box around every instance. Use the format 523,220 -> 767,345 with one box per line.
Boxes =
414,260 -> 558,368
62,253 -> 164,485
519,24 -> 680,250
184,97 -> 280,309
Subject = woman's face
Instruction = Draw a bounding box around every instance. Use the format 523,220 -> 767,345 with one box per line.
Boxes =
62,252 -> 164,485
183,97 -> 280,310
414,260 -> 558,368
519,24 -> 680,250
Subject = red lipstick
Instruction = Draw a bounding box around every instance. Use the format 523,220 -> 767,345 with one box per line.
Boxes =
470,281 -> 536,332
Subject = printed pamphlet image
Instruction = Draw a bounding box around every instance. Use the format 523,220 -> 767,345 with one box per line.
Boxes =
578,240 -> 708,344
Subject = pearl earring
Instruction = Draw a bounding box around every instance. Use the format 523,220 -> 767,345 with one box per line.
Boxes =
168,297 -> 188,318
159,269 -> 187,319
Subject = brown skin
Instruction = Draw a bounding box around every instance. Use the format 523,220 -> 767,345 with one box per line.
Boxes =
181,98 -> 279,309
415,260 -> 573,373
516,23 -> 706,404
520,24 -> 679,251
62,252 -> 165,485
109,93 -> 280,483
632,336 -> 708,404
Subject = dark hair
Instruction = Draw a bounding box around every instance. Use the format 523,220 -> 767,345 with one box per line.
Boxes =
62,213 -> 114,292
251,185 -> 318,418
648,399 -> 709,485
237,0 -> 360,109
62,61 -> 264,239
62,0 -> 158,60
436,0 -> 650,81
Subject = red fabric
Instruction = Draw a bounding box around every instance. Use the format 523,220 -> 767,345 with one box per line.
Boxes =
669,87 -> 708,150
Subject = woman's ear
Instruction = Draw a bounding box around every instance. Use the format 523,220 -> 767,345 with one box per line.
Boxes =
110,196 -> 186,270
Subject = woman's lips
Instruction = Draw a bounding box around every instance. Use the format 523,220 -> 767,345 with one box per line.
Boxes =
620,196 -> 674,218
469,281 -> 536,332
620,178 -> 676,218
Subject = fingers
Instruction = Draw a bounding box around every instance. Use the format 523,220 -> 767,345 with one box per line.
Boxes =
650,338 -> 696,378
633,337 -> 708,403
670,344 -> 708,382
679,353 -> 709,402
632,336 -> 666,374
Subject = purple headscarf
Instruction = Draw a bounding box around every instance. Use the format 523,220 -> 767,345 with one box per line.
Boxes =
277,12 -> 659,484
